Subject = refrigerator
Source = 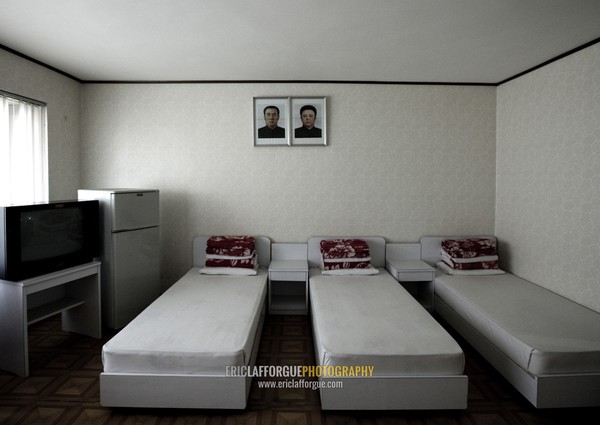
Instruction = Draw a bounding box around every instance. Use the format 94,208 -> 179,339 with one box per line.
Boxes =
78,189 -> 160,329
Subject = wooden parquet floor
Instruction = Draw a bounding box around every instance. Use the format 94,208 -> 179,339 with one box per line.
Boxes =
1,314 -> 598,425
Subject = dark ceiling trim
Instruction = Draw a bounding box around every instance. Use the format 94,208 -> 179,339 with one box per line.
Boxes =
497,36 -> 600,86
3,37 -> 600,87
83,79 -> 496,86
0,44 -> 82,83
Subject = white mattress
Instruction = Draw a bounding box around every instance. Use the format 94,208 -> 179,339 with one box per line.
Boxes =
309,268 -> 465,376
102,268 -> 267,375
434,272 -> 600,375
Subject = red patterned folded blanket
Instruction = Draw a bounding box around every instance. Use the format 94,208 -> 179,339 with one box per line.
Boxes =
206,246 -> 255,258
205,253 -> 257,269
441,238 -> 497,259
320,238 -> 371,260
442,257 -> 499,270
322,260 -> 372,271
207,235 -> 255,249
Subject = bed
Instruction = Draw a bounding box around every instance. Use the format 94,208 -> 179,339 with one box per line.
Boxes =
307,237 -> 468,410
421,235 -> 600,408
100,235 -> 271,409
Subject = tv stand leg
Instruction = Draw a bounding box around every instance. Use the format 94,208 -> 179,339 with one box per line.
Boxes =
0,284 -> 28,376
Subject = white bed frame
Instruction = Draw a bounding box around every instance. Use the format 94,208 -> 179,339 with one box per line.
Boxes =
100,235 -> 271,409
307,236 -> 468,410
421,235 -> 600,408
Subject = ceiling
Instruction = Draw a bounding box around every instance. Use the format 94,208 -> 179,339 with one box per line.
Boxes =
1,0 -> 600,84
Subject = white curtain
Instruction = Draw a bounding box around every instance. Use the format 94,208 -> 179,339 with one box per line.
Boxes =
0,91 -> 48,206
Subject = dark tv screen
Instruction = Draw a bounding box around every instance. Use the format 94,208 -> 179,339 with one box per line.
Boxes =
0,199 -> 99,281
20,208 -> 85,262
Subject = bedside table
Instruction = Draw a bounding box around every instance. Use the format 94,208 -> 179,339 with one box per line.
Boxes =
386,257 -> 435,311
269,244 -> 309,315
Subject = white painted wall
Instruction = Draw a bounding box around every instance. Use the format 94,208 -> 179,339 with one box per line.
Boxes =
4,43 -> 598,312
80,83 -> 497,285
496,43 -> 600,312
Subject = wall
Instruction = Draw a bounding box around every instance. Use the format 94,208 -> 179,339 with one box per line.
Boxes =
81,83 -> 497,285
4,43 -> 598,310
496,43 -> 600,312
0,50 -> 81,201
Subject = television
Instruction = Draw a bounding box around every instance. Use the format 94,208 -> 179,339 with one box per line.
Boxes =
0,200 -> 100,281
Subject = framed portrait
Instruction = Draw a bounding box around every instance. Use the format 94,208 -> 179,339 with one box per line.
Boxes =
253,97 -> 290,146
291,97 -> 326,146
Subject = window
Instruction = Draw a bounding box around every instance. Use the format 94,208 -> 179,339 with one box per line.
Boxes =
0,90 -> 48,206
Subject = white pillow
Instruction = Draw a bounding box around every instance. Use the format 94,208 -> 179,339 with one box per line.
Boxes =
322,256 -> 371,263
436,261 -> 504,276
322,267 -> 379,276
199,267 -> 258,276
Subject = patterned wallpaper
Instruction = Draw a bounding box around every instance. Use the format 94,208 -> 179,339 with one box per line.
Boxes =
80,83 -> 497,284
0,50 -> 81,201
4,44 -> 598,312
496,43 -> 600,312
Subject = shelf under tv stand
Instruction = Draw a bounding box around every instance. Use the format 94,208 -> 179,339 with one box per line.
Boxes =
27,297 -> 86,325
0,261 -> 102,377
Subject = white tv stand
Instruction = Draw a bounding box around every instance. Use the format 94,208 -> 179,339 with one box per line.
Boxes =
0,261 -> 102,377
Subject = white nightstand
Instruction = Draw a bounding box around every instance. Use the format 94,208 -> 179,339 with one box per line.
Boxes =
268,244 -> 308,315
386,243 -> 435,311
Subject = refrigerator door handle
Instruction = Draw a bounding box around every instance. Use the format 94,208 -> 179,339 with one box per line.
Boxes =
112,225 -> 158,233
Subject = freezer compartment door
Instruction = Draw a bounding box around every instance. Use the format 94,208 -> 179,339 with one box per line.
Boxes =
110,226 -> 160,329
111,191 -> 159,231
